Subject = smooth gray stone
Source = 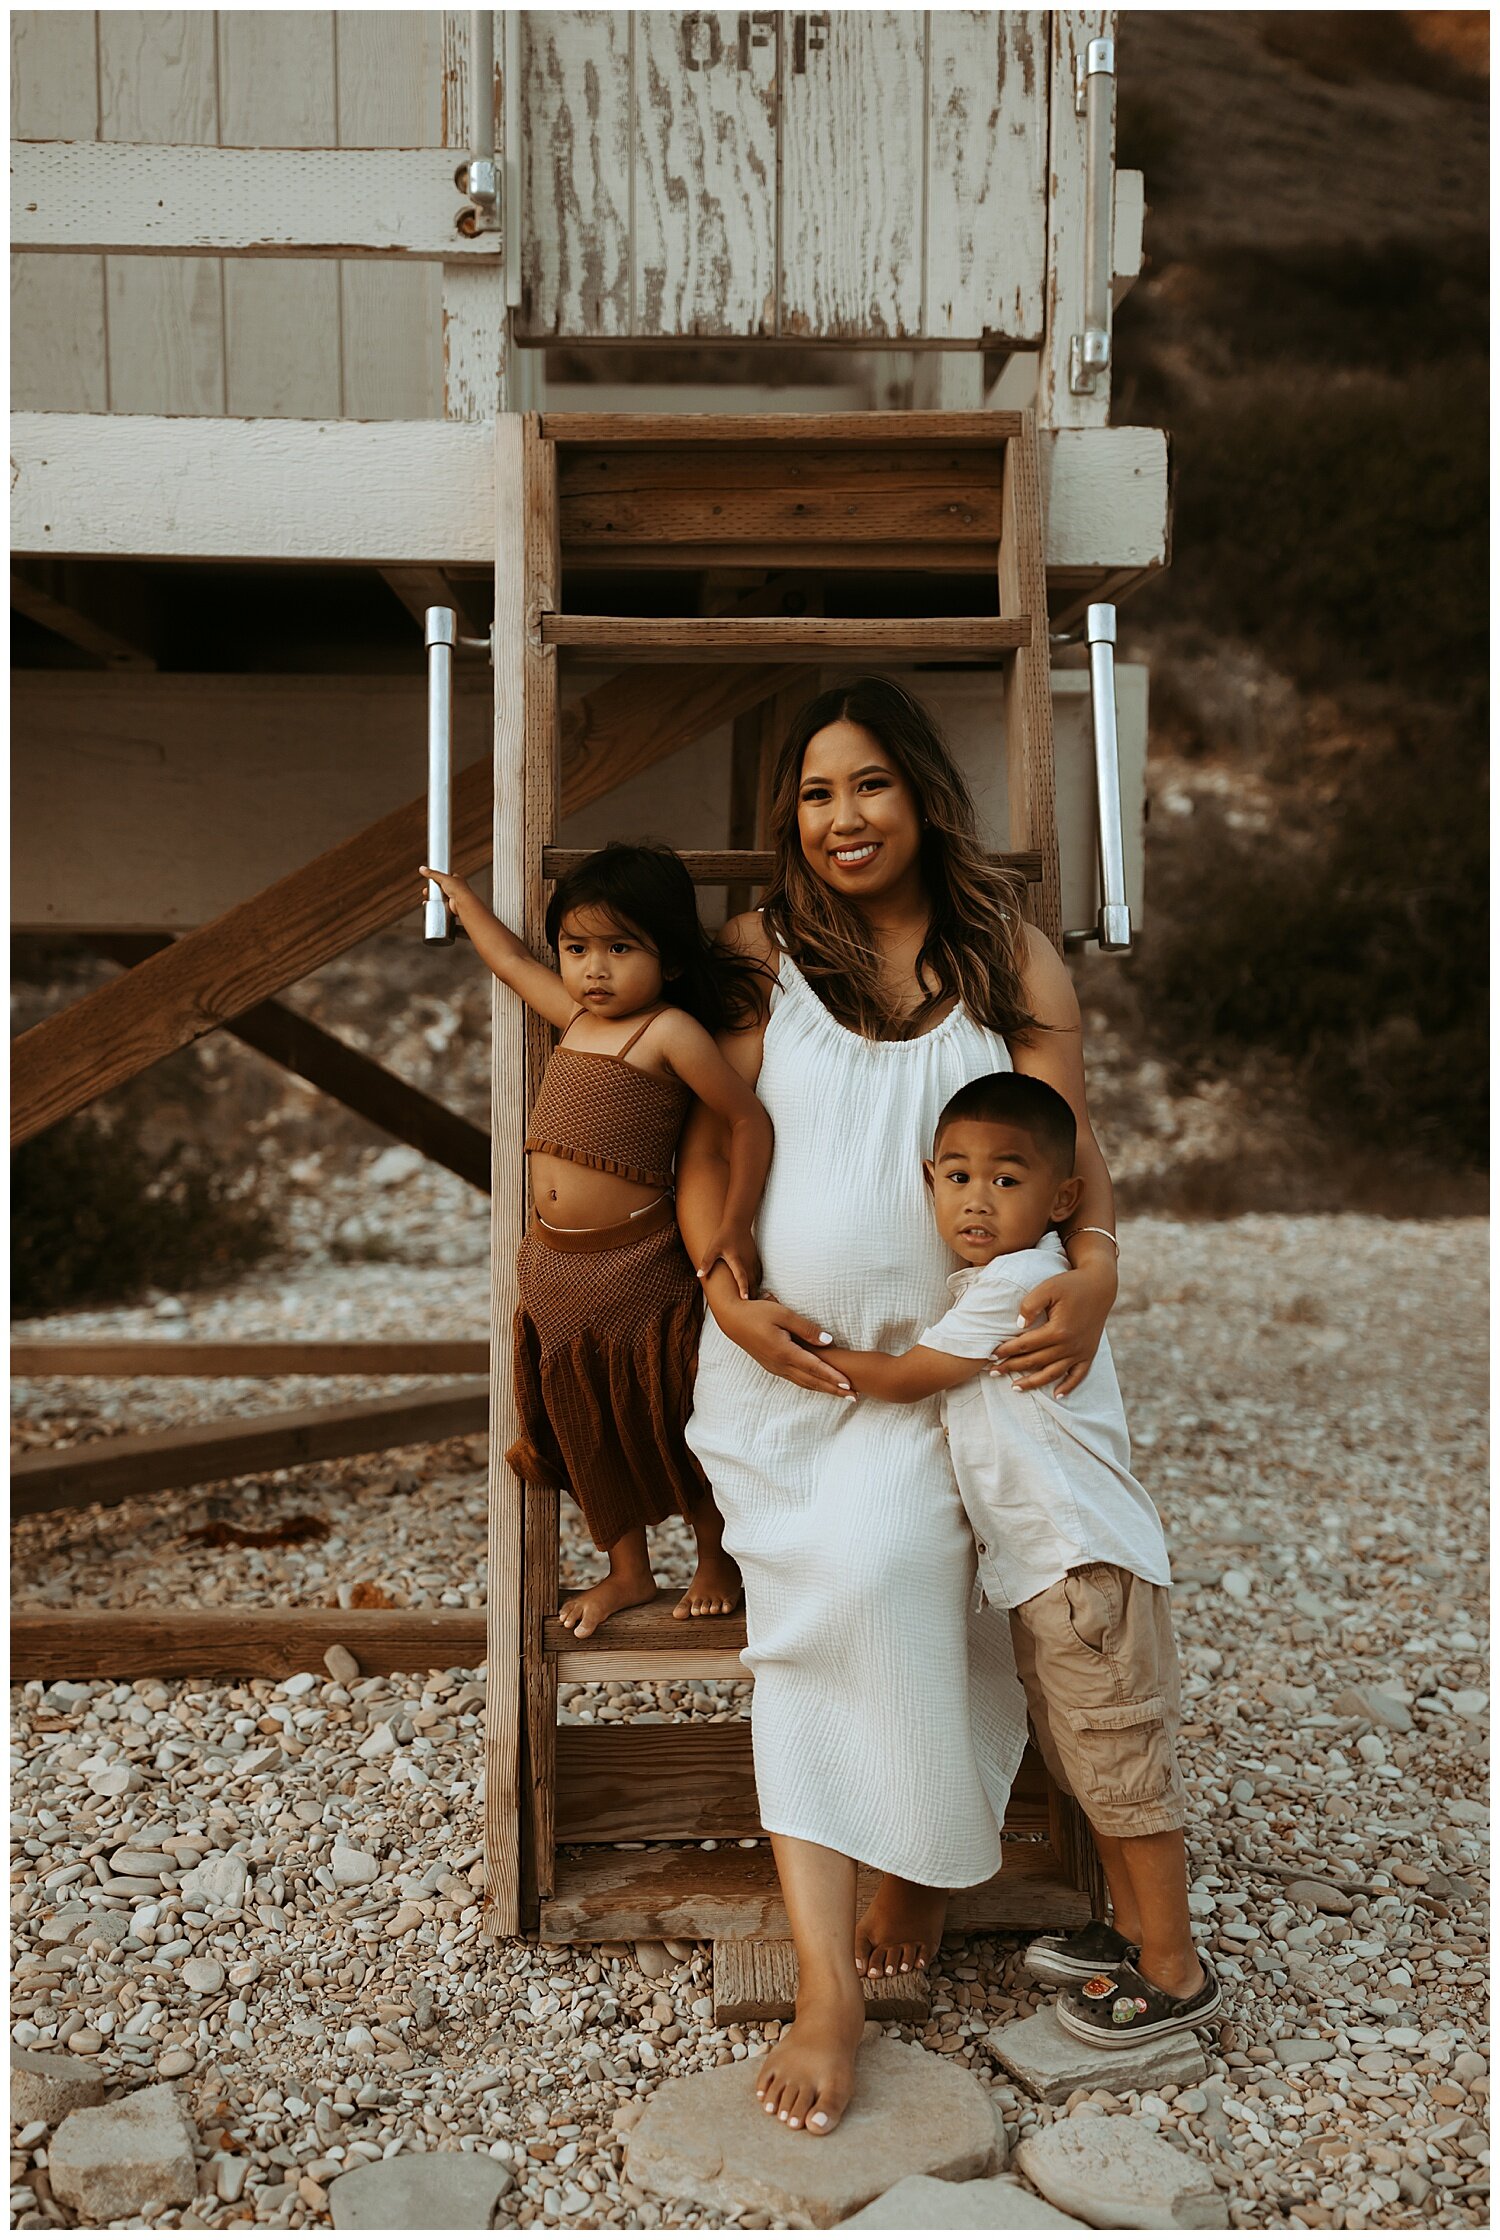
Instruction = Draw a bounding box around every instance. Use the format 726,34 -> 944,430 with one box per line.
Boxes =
627,2033 -> 1001,2227
49,2084 -> 196,2222
1014,2115 -> 1228,2231
986,2009 -> 1208,2104
328,2152 -> 515,2230
841,2174 -> 1085,2229
10,2049 -> 107,2128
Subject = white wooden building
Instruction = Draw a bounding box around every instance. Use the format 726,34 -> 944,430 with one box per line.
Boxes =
12,10 -> 1169,1954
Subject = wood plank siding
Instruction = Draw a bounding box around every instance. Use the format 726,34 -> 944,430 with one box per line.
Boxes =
13,9 -> 1058,411
11,9 -> 461,419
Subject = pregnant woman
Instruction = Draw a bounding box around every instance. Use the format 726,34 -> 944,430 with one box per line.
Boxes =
677,677 -> 1120,2135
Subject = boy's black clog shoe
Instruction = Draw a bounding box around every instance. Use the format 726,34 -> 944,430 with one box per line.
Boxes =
1022,1919 -> 1137,1986
1055,1952 -> 1224,2046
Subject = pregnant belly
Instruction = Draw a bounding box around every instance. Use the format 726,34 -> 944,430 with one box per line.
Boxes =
755,1183 -> 950,1354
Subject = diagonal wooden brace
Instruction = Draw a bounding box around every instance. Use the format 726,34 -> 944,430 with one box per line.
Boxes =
11,661 -> 802,1146
93,936 -> 491,1193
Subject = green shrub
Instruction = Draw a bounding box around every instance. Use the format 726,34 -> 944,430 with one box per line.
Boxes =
1164,363 -> 1487,701
12,1113 -> 279,1318
1127,705 -> 1488,1169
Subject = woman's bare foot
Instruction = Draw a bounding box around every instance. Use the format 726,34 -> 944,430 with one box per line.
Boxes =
754,1975 -> 865,2135
674,1497 -> 743,1617
855,1873 -> 948,1978
673,1544 -> 743,1618
558,1530 -> 656,1640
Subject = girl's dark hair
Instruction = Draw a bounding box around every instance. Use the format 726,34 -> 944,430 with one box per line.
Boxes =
545,843 -> 767,1034
760,676 -> 1036,1042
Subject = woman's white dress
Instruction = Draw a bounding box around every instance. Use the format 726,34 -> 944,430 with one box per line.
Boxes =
685,954 -> 1029,1887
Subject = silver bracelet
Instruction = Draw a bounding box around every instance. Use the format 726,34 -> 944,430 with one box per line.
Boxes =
1065,1224 -> 1119,1255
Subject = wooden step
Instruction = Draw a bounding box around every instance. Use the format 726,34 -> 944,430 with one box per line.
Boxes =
541,412 -> 1024,447
541,615 -> 1028,661
543,1588 -> 745,1655
555,439 -> 1005,570
539,847 -> 1043,888
539,1840 -> 1093,1944
554,1722 -> 1054,1847
713,1939 -> 929,2025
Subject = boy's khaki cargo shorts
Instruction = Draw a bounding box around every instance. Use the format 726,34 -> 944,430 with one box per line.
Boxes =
1009,1562 -> 1187,1838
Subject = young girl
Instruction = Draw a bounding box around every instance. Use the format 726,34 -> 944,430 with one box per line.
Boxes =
421,843 -> 773,1638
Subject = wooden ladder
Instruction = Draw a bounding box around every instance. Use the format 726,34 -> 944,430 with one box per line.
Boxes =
507,411 -> 1103,2011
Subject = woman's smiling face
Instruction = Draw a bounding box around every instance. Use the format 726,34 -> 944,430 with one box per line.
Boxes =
796,719 -> 924,902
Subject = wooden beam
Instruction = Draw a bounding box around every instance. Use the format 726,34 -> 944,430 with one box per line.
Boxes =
12,1341 -> 489,1379
10,143 -> 500,260
12,1380 -> 488,1518
541,616 -> 1030,660
540,412 -> 1025,445
1040,428 -> 1170,576
12,662 -> 789,1143
553,1646 -> 748,1682
380,566 -> 460,629
483,413 -> 533,1939
12,415 -> 495,564
223,1004 -> 493,1191
1000,415 -> 1063,948
94,935 -> 491,1192
9,1606 -> 486,1682
10,565 -> 155,670
9,414 -> 1168,581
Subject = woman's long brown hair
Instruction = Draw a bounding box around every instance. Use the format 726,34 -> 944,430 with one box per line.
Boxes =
759,676 -> 1036,1043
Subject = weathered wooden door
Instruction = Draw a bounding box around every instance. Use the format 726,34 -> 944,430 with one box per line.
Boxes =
519,10 -> 1049,344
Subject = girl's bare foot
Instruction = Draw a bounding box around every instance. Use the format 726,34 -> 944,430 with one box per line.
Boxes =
754,1975 -> 864,2135
673,1545 -> 743,1618
559,1531 -> 656,1639
855,1873 -> 948,1977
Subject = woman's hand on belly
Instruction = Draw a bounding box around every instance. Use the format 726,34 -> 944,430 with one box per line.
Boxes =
528,1152 -> 666,1229
706,1283 -> 853,1397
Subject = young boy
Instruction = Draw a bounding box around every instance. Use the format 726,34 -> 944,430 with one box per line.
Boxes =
820,1072 -> 1220,2046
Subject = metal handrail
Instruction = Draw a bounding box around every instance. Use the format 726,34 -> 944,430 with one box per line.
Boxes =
424,607 -> 457,945
1070,36 -> 1116,397
1086,603 -> 1132,951
464,10 -> 500,232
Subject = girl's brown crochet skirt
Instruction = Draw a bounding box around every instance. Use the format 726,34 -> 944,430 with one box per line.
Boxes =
507,1195 -> 708,1550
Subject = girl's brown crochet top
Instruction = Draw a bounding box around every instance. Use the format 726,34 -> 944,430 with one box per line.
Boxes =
524,1011 -> 690,1191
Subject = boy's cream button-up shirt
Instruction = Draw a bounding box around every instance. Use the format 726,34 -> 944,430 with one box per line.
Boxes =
917,1234 -> 1171,1613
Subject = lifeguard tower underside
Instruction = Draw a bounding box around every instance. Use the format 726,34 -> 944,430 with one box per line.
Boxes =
12,10 -> 1166,1992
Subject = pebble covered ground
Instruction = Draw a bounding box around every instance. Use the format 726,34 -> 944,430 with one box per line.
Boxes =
10,1196 -> 1489,2230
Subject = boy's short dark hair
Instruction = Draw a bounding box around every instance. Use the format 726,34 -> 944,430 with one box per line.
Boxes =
933,1072 -> 1077,1176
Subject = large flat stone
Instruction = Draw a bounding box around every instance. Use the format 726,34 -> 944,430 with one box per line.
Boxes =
986,2009 -> 1208,2103
1014,2114 -> 1227,2230
328,2151 -> 515,2229
49,2084 -> 196,2222
627,2032 -> 1001,2228
10,2049 -> 107,2128
841,2174 -> 1086,2228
